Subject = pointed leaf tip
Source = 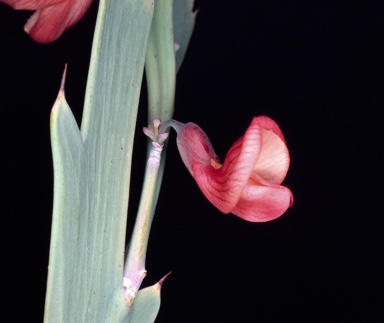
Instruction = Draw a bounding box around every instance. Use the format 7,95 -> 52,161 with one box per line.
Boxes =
126,272 -> 171,322
158,271 -> 172,286
60,64 -> 68,92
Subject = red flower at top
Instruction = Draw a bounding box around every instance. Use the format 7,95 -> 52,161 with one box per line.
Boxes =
165,116 -> 294,222
1,0 -> 93,43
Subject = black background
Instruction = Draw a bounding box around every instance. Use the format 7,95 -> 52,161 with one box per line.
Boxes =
1,0 -> 383,322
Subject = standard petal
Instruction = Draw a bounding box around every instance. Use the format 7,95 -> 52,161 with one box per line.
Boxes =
251,116 -> 290,184
24,0 -> 92,43
192,120 -> 263,213
252,115 -> 287,143
254,128 -> 290,184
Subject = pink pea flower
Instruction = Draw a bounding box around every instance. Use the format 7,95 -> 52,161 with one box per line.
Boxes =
1,0 -> 93,43
164,116 -> 294,222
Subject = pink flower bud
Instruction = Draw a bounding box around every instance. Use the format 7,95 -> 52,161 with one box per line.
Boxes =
169,116 -> 294,222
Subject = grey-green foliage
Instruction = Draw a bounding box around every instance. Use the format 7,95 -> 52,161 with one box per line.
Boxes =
127,283 -> 163,323
45,0 -> 154,321
144,0 -> 197,219
45,0 -> 197,321
146,0 -> 197,124
173,0 -> 197,72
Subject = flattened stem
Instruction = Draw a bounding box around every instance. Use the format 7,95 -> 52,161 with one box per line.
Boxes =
123,141 -> 164,307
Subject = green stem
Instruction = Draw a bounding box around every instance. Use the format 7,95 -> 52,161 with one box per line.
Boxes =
144,0 -> 175,234
121,0 -> 176,305
123,140 -> 164,306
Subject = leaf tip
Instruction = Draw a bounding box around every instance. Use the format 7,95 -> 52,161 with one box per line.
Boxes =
157,271 -> 172,287
51,65 -> 68,116
59,63 -> 68,93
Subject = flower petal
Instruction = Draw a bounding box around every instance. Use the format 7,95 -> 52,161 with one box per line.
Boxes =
1,0 -> 93,43
25,0 -> 92,43
170,116 -> 293,222
251,115 -> 286,143
1,0 -> 65,10
232,173 -> 294,222
192,120 -> 263,213
251,116 -> 290,184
